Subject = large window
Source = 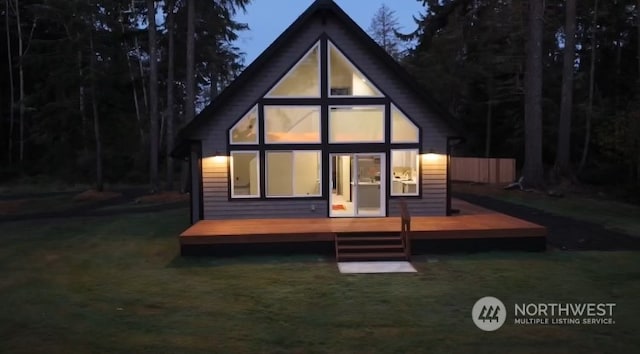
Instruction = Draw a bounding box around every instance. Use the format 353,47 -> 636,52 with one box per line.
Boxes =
390,149 -> 419,196
266,151 -> 321,197
266,44 -> 320,97
264,106 -> 321,144
230,151 -> 260,198
328,42 -> 382,97
329,106 -> 385,143
229,106 -> 258,144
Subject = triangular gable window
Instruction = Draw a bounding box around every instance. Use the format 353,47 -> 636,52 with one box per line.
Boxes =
391,105 -> 419,143
266,43 -> 320,97
229,105 -> 258,144
328,41 -> 383,97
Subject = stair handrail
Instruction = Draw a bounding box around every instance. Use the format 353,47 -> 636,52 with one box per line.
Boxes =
399,199 -> 411,260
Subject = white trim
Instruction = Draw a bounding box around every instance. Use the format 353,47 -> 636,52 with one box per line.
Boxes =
390,104 -> 420,144
230,150 -> 260,198
327,41 -> 384,98
264,105 -> 322,144
265,42 -> 321,98
390,149 -> 420,197
328,105 -> 386,144
265,150 -> 323,198
229,105 -> 259,145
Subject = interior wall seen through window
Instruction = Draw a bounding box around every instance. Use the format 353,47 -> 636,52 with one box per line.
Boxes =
390,149 -> 419,196
329,106 -> 384,143
231,151 -> 259,197
264,106 -> 321,143
266,151 -> 321,197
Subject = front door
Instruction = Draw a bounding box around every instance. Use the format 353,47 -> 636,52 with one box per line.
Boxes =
329,153 -> 385,217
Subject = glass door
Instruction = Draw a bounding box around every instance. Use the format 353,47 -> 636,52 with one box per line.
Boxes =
329,153 -> 385,217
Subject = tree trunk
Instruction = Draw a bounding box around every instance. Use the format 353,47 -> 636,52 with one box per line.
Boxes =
119,19 -> 144,142
181,0 -> 196,193
15,0 -> 25,163
484,98 -> 492,158
578,0 -> 598,173
210,72 -> 219,102
485,77 -> 493,158
78,49 -> 88,154
637,0 -> 640,185
185,0 -> 195,124
166,0 -> 175,190
554,0 -> 576,179
89,30 -> 103,191
147,0 -> 159,192
132,0 -> 148,117
522,0 -> 545,187
6,0 -> 15,164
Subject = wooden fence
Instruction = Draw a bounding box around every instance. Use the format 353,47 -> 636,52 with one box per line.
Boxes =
450,157 -> 516,184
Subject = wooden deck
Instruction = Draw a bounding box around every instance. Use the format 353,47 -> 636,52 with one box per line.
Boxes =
180,199 -> 547,246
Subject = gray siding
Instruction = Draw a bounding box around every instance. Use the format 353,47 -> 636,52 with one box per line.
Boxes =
198,12 -> 448,219
202,156 -> 328,219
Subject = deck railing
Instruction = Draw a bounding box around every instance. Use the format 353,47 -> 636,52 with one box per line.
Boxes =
399,199 -> 411,260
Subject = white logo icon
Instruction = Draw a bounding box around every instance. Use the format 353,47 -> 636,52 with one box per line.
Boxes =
472,296 -> 507,331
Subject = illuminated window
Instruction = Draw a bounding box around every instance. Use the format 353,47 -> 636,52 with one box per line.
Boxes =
266,44 -> 320,97
390,149 -> 419,196
329,106 -> 385,143
264,106 -> 321,144
266,151 -> 321,197
328,42 -> 382,97
229,106 -> 258,144
230,151 -> 260,198
391,105 -> 419,143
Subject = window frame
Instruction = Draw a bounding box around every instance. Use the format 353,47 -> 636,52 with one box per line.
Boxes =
229,105 -> 259,145
390,104 -> 420,144
265,43 -> 321,98
265,150 -> 322,198
390,149 -> 420,197
263,105 -> 322,144
327,41 -> 384,98
229,150 -> 261,199
328,105 -> 386,144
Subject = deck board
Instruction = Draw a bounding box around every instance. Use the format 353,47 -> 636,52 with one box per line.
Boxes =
179,199 -> 546,246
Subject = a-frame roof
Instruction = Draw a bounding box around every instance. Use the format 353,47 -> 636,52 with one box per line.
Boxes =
174,0 -> 459,154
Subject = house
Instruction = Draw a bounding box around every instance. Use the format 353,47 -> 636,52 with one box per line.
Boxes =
173,0 -> 461,225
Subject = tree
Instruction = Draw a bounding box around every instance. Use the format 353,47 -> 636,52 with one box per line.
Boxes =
147,0 -> 159,192
185,0 -> 195,124
578,0 -> 599,174
554,0 -> 577,179
368,3 -> 403,61
522,0 -> 544,187
165,0 -> 176,190
88,18 -> 103,191
5,0 -> 15,164
15,0 -> 24,163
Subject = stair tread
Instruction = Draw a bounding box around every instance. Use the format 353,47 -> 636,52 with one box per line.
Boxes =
338,244 -> 404,250
337,236 -> 402,242
338,252 -> 407,258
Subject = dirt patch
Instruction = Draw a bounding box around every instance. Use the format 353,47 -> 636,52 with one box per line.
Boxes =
73,189 -> 122,202
454,192 -> 640,251
0,199 -> 27,215
135,191 -> 189,204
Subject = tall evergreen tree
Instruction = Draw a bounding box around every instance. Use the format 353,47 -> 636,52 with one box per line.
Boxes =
368,4 -> 403,61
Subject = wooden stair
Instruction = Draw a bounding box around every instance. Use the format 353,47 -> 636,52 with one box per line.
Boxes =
335,232 -> 408,262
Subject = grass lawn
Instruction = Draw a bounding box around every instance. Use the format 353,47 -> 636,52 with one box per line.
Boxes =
1,208 -> 639,353
454,183 -> 640,237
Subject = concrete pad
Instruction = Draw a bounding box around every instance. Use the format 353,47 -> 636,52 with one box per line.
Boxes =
337,261 -> 417,274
